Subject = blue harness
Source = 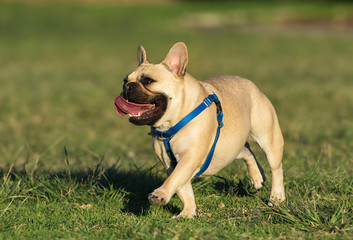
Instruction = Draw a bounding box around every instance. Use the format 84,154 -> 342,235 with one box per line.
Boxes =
150,93 -> 224,177
150,93 -> 256,177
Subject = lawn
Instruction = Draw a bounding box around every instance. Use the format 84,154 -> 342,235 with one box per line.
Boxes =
0,1 -> 353,239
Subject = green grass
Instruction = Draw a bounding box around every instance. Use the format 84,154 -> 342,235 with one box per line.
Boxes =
1,1 -> 353,239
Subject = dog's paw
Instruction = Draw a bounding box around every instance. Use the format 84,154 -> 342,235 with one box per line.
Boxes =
148,189 -> 169,206
172,210 -> 196,219
247,162 -> 266,190
249,172 -> 265,190
251,176 -> 264,190
270,191 -> 285,204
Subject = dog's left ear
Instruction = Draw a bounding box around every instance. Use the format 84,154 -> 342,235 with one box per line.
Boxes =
137,45 -> 149,65
162,42 -> 188,77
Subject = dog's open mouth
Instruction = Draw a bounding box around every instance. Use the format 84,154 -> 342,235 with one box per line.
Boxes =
114,94 -> 167,125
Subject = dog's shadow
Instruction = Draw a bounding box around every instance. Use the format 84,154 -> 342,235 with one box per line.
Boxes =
0,161 -> 166,216
108,172 -> 255,217
82,163 -> 256,216
99,162 -> 256,216
1,161 -> 256,217
92,161 -> 167,216
93,161 -> 183,216
193,175 -> 256,198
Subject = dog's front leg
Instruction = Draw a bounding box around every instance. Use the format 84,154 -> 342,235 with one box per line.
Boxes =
148,153 -> 200,212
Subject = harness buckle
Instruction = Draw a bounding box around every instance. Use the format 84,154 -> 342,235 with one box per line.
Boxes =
203,98 -> 212,107
149,131 -> 171,141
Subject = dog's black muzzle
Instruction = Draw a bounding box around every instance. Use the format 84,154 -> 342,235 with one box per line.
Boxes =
121,82 -> 153,104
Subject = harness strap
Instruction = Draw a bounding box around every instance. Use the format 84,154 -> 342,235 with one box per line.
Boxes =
245,142 -> 255,159
195,117 -> 222,177
163,138 -> 177,167
151,93 -> 223,177
151,94 -> 221,139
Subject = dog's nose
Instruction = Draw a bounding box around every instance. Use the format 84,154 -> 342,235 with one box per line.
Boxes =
122,82 -> 138,100
124,82 -> 136,91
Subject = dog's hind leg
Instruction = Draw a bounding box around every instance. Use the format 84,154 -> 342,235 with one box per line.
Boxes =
236,145 -> 266,190
250,100 -> 285,203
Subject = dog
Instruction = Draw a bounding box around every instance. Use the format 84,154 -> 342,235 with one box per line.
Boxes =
114,42 -> 285,218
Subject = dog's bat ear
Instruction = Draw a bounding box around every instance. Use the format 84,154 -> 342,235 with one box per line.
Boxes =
162,42 -> 188,77
137,45 -> 149,65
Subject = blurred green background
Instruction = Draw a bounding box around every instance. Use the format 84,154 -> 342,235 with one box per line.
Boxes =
0,0 -> 352,177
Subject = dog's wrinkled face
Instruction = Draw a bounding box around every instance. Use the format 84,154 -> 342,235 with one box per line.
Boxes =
115,66 -> 169,125
115,43 -> 188,126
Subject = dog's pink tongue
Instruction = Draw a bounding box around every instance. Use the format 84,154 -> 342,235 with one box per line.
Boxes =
114,96 -> 154,116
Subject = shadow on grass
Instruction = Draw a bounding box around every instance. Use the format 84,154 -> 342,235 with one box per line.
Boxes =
193,175 -> 258,198
0,160 -> 257,217
101,162 -> 166,216
0,160 -> 165,216
66,159 -> 167,216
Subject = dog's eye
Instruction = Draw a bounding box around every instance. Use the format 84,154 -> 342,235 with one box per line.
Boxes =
140,77 -> 155,85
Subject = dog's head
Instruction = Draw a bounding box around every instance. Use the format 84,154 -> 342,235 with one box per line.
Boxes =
115,42 -> 189,126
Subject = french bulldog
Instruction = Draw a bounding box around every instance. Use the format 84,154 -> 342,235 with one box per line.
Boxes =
114,42 -> 285,218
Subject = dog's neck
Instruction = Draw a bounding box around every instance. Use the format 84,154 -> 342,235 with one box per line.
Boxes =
179,73 -> 210,117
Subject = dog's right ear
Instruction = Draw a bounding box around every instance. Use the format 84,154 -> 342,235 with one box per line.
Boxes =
137,45 -> 149,65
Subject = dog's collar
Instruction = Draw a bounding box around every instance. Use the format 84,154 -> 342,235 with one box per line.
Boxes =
150,93 -> 223,177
